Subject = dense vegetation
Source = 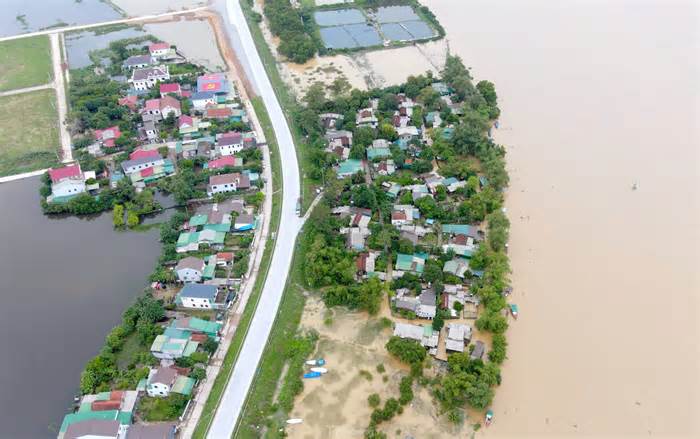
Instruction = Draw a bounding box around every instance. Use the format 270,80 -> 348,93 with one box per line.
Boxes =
261,0 -> 319,63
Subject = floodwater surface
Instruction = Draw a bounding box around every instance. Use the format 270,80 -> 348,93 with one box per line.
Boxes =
1,0 -> 120,37
0,178 -> 162,438
424,0 -> 699,436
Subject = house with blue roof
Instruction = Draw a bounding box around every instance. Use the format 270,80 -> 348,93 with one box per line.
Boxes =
176,284 -> 221,309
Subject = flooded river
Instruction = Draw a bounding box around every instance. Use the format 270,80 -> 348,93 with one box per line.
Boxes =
0,178 -> 162,438
424,0 -> 699,436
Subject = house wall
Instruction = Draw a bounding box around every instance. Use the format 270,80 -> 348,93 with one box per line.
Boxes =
208,182 -> 237,196
52,179 -> 86,197
180,296 -> 213,309
217,143 -> 243,156
147,383 -> 170,397
193,98 -> 216,111
124,159 -> 164,174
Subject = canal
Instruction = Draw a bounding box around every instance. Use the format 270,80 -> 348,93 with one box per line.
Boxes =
0,177 -> 163,438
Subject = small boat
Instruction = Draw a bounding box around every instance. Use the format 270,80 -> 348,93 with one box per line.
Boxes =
286,419 -> 303,425
509,304 -> 519,319
310,367 -> 327,374
494,120 -> 500,129
303,371 -> 322,379
485,409 -> 494,426
305,359 -> 325,366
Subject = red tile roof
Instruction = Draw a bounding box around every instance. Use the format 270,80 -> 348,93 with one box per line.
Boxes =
144,99 -> 160,111
217,252 -> 234,262
94,126 -> 121,142
130,148 -> 160,160
48,163 -> 82,183
178,115 -> 193,128
149,42 -> 169,52
209,173 -> 238,186
160,95 -> 181,111
207,156 -> 237,169
118,95 -> 137,110
205,107 -> 232,119
159,83 -> 181,94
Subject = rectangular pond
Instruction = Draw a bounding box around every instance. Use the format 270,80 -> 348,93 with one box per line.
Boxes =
374,5 -> 420,23
314,9 -> 366,26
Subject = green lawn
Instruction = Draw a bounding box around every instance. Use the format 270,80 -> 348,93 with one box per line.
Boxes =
0,36 -> 53,92
0,89 -> 60,177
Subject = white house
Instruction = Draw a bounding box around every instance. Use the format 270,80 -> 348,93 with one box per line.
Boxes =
130,66 -> 170,91
175,257 -> 205,283
143,120 -> 158,140
191,91 -> 217,111
147,366 -> 178,397
177,284 -> 218,309
216,133 -> 244,156
148,42 -> 171,59
121,155 -> 164,175
47,163 -> 86,201
207,173 -> 249,196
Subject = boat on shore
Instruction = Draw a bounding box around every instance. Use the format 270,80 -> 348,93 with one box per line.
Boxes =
509,303 -> 519,319
310,367 -> 327,374
485,409 -> 494,426
303,371 -> 322,379
305,359 -> 325,366
286,418 -> 303,424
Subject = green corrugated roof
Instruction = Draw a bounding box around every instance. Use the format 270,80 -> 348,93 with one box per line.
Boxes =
96,391 -> 111,401
183,340 -> 199,357
337,159 -> 362,176
163,327 -> 191,339
189,317 -> 221,334
423,325 -> 433,336
367,146 -> 391,160
203,223 -> 230,233
116,411 -> 132,425
78,402 -> 92,413
189,214 -> 208,227
60,410 -> 120,432
202,263 -> 215,279
172,376 -> 196,396
150,334 -> 167,352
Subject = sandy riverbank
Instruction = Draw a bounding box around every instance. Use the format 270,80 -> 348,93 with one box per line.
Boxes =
287,296 -> 472,439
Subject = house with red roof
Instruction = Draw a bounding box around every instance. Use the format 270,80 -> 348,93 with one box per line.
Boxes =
117,95 -> 138,111
206,155 -> 243,170
160,83 -> 182,98
94,126 -> 122,148
207,173 -> 250,196
215,132 -> 243,156
204,107 -> 233,120
47,163 -> 86,202
149,42 -> 171,59
142,96 -> 181,120
129,148 -> 161,161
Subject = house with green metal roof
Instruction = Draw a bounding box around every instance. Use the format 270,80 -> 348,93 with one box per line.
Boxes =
336,159 -> 362,178
170,316 -> 221,337
367,145 -> 391,161
150,333 -> 199,360
443,258 -> 470,279
176,231 -> 200,253
202,255 -> 216,280
395,252 -> 428,275
387,183 -> 402,198
442,224 -> 481,239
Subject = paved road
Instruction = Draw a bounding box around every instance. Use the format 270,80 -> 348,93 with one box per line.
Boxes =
49,33 -> 73,163
0,7 -> 209,43
206,1 -> 302,438
0,83 -> 53,97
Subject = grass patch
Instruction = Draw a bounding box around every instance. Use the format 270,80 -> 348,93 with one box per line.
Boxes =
191,97 -> 283,439
0,89 -> 59,177
115,332 -> 148,370
0,35 -> 52,92
139,394 -> 190,422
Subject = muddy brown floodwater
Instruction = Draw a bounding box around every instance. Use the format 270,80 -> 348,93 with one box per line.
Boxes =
423,0 -> 699,436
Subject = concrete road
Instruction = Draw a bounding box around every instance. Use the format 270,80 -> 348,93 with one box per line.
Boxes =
206,1 -> 302,438
0,83 -> 53,97
49,33 -> 73,163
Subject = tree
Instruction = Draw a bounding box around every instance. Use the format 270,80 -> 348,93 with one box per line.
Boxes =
113,204 -> 125,228
368,393 -> 381,408
475,311 -> 508,334
489,333 -> 507,364
476,80 -> 497,106
303,81 -> 326,112
126,210 -> 139,228
203,338 -> 218,354
80,354 -> 117,394
378,123 -> 397,141
432,311 -> 445,331
190,366 -> 206,381
329,76 -> 351,97
386,337 -> 426,365
354,126 -> 376,147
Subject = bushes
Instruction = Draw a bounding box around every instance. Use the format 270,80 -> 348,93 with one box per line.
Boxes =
277,332 -> 318,412
488,333 -> 507,364
368,393 -> 381,408
264,0 -> 318,63
322,276 -> 385,315
139,394 -> 190,422
385,337 -> 426,366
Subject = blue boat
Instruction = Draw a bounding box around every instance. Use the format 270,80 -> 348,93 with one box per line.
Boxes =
303,371 -> 322,379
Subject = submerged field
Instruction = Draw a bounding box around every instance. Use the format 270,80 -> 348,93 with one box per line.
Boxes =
0,89 -> 59,176
0,35 -> 52,92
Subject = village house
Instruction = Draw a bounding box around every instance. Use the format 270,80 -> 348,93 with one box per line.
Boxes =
470,340 -> 485,360
197,72 -> 230,96
47,163 -> 86,202
207,172 -> 250,196
122,54 -> 153,70
59,390 -> 138,439
445,323 -> 472,352
391,204 -> 419,226
129,66 -> 170,91
205,106 -> 234,120
146,366 -> 195,398
148,42 -> 174,60
356,107 -> 378,128
375,159 -> 396,176
417,288 -> 437,319
142,95 -> 181,121
392,288 -> 420,314
191,91 -> 217,111
356,251 -> 379,277
206,155 -> 242,170
142,119 -> 159,141
325,129 -> 353,148
319,113 -> 343,129
336,158 -> 363,178
176,284 -> 221,309
117,95 -> 138,112
234,213 -> 255,232
150,328 -> 199,360
171,316 -> 221,338
94,126 -> 122,148
215,132 -> 244,156
175,257 -> 205,283
159,82 -> 182,97
393,322 -> 439,349
395,252 -> 427,276
443,257 -> 471,279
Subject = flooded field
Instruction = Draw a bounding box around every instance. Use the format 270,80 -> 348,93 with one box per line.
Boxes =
66,27 -> 148,69
1,0 -> 121,37
110,0 -> 206,16
144,18 -> 226,72
421,0 -> 699,436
